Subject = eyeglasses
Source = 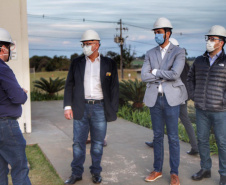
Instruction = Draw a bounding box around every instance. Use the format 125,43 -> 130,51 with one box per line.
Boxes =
205,36 -> 222,42
81,42 -> 97,48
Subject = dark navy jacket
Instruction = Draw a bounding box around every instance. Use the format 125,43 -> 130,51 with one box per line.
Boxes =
64,55 -> 119,122
0,59 -> 27,118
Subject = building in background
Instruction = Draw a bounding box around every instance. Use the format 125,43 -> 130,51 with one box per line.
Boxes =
0,0 -> 31,133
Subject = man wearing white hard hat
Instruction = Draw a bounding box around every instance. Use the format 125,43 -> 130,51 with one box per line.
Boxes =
64,30 -> 119,184
141,18 -> 187,185
145,38 -> 198,155
188,25 -> 226,185
0,28 -> 31,184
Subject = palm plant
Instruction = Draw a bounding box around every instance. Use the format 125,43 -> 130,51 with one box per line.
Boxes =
119,79 -> 146,109
33,77 -> 65,96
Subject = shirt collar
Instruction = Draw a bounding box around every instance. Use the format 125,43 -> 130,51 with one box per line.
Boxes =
160,42 -> 171,52
207,50 -> 222,59
85,53 -> 101,63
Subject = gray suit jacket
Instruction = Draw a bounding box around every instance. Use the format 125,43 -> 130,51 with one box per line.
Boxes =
141,43 -> 188,107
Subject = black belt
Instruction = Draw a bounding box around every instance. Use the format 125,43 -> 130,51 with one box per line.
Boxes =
158,92 -> 165,96
85,99 -> 104,104
0,117 -> 18,120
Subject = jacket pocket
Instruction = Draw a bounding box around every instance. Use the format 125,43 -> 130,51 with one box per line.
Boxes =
172,80 -> 184,97
172,80 -> 184,87
146,83 -> 151,88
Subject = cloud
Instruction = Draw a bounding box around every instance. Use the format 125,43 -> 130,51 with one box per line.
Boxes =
27,0 -> 226,58
62,41 -> 71,45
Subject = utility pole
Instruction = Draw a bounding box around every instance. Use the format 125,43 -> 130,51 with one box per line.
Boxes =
114,19 -> 128,79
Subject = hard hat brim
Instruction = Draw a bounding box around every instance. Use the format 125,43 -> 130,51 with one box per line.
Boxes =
205,34 -> 226,38
152,27 -> 173,31
80,39 -> 100,42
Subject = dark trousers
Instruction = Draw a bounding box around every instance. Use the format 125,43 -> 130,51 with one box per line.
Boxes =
180,103 -> 198,151
0,119 -> 31,185
71,102 -> 107,176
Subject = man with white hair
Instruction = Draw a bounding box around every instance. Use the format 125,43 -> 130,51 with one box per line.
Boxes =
64,30 -> 119,184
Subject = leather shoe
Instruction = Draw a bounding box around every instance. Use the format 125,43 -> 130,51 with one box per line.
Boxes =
64,174 -> 82,185
187,148 -> 199,155
64,174 -> 82,184
145,141 -> 153,148
191,169 -> 211,181
220,175 -> 226,185
92,174 -> 102,184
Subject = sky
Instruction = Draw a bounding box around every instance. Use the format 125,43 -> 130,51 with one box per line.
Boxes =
27,0 -> 226,58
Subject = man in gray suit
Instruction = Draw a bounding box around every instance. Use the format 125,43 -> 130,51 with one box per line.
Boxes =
141,17 -> 187,185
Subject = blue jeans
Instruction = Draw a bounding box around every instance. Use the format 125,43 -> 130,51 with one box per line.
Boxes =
196,108 -> 226,176
71,102 -> 107,176
149,95 -> 180,175
0,119 -> 31,185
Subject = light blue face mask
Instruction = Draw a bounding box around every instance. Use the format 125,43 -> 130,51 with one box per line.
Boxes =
155,34 -> 165,45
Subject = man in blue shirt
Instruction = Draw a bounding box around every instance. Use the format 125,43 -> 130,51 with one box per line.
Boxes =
0,28 -> 31,185
188,25 -> 226,185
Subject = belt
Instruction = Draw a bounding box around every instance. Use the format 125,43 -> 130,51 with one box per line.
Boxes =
158,92 -> 165,96
0,117 -> 19,120
85,99 -> 104,104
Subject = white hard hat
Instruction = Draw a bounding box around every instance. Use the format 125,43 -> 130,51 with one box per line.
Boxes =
205,25 -> 226,38
153,17 -> 173,30
0,28 -> 14,46
169,38 -> 179,46
80,30 -> 100,42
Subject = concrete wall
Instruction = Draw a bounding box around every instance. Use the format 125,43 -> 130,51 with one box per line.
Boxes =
0,0 -> 31,133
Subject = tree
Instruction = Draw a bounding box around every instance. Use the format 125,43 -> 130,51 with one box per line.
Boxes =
105,45 -> 136,69
45,55 -> 71,71
30,55 -> 51,72
105,51 -> 120,68
70,53 -> 79,61
122,45 -> 136,68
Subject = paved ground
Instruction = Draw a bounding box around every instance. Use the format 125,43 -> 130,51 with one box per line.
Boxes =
24,101 -> 220,185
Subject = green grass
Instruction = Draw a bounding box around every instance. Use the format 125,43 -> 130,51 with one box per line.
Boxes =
131,60 -> 143,65
8,144 -> 63,185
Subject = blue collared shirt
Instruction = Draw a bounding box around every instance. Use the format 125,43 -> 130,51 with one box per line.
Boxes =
0,59 -> 27,118
208,50 -> 222,66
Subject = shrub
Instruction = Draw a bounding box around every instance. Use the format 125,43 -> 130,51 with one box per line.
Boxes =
119,79 -> 146,109
31,90 -> 64,101
117,105 -> 152,128
33,77 -> 65,96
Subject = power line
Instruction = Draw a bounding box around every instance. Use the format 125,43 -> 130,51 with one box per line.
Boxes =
27,14 -> 118,24
27,13 -> 207,37
29,47 -> 119,52
123,23 -> 151,30
127,40 -> 156,46
28,34 -> 113,40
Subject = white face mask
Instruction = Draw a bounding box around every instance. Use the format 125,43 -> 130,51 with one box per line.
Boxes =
83,45 -> 93,56
206,40 -> 217,53
0,47 -> 11,62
